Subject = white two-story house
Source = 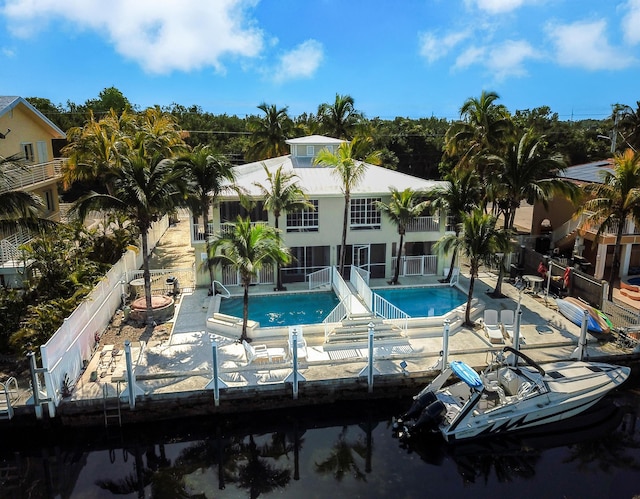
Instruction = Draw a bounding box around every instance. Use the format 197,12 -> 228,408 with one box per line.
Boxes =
190,135 -> 450,288
0,96 -> 66,288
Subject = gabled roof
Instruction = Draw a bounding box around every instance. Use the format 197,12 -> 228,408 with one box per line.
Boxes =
227,154 -> 446,198
0,96 -> 66,138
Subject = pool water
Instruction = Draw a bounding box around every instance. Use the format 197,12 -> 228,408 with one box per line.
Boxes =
219,291 -> 340,327
374,286 -> 466,317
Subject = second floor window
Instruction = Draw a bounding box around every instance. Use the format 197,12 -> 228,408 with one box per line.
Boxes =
22,143 -> 34,162
287,200 -> 318,232
350,198 -> 381,230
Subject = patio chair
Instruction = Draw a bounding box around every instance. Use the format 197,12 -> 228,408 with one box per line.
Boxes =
288,327 -> 308,361
500,309 -> 515,340
242,340 -> 286,364
482,309 -> 504,344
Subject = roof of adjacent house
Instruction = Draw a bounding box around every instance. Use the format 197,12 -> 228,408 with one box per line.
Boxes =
0,96 -> 66,138
227,151 -> 447,198
285,135 -> 345,146
559,159 -> 614,184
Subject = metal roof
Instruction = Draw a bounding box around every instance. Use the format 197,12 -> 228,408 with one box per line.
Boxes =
0,96 -> 66,138
559,160 -> 613,184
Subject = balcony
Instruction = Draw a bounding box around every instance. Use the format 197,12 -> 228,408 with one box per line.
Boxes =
0,159 -> 64,194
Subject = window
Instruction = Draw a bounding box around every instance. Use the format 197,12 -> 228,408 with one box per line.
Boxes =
306,145 -> 314,157
350,198 -> 381,230
287,200 -> 318,232
22,143 -> 34,162
219,200 -> 267,223
43,189 -> 54,212
282,245 -> 330,282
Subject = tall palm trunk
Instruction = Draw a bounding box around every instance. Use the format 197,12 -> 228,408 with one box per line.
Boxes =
203,203 -> 215,291
339,193 -> 349,276
141,229 -> 154,326
241,281 -> 250,342
609,224 -> 625,301
274,213 -> 285,291
393,231 -> 404,285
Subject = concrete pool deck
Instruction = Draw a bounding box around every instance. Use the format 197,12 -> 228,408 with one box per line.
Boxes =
49,270 -> 638,427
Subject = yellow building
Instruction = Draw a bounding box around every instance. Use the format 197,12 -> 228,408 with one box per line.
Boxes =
0,96 -> 66,288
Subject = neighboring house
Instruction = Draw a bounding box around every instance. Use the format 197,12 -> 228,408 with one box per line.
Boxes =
190,135 -> 450,288
531,159 -> 640,280
0,96 -> 66,288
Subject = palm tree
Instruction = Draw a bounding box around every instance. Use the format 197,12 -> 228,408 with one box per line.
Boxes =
313,137 -> 381,276
376,188 -> 430,285
485,129 -> 578,297
175,145 -> 236,289
318,93 -> 362,139
435,209 -> 509,326
246,103 -> 293,161
208,217 -> 291,342
0,154 -> 50,233
427,168 -> 482,282
253,164 -> 314,291
619,101 -> 640,151
72,151 -> 188,325
579,149 -> 640,301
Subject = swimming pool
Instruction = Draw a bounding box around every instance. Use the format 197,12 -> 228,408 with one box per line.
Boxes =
374,286 -> 466,317
218,291 -> 340,328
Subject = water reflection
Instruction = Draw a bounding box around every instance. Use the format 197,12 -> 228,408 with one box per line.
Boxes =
0,392 -> 638,498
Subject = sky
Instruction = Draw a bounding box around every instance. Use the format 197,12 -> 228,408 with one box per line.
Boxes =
1,0 -> 640,122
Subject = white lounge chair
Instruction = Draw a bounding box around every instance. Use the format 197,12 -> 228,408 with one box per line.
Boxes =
288,327 -> 308,361
500,309 -> 515,340
482,309 -> 504,344
242,340 -> 286,364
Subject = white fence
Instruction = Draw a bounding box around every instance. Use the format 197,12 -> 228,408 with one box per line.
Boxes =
350,266 -> 372,310
220,263 -> 275,287
40,216 -> 168,410
308,267 -> 331,289
392,255 -> 438,276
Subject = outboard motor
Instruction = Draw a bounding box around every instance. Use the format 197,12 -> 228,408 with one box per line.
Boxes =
399,400 -> 446,440
393,391 -> 437,428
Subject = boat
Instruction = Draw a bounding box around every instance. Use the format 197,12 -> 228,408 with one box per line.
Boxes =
555,297 -> 611,335
392,346 -> 629,442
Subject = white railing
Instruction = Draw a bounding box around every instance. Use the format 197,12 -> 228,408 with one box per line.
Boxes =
212,280 -> 231,298
323,295 -> 350,340
373,293 -> 408,332
0,377 -> 19,420
392,255 -> 438,276
406,215 -> 440,232
0,228 -> 32,264
553,211 -> 640,244
350,266 -> 372,310
0,159 -> 64,194
307,267 -> 331,289
331,266 -> 351,302
220,263 -> 274,287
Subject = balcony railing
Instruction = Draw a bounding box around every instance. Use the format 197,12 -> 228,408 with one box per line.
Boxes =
0,159 -> 65,194
406,215 -> 440,232
192,221 -> 268,242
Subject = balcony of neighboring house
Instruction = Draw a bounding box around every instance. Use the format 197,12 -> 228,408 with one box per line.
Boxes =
0,159 -> 64,194
552,211 -> 640,249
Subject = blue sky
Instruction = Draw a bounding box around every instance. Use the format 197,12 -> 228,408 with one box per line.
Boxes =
1,0 -> 639,121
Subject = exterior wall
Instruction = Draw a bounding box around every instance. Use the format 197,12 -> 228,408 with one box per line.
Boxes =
0,103 -> 57,164
531,196 -> 575,238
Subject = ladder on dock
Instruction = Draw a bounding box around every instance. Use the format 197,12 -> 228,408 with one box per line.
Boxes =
103,382 -> 123,427
0,377 -> 19,421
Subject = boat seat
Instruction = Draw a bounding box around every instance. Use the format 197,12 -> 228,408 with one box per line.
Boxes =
498,367 -> 521,396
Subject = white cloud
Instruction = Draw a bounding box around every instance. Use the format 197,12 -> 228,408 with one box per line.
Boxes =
465,0 -> 527,14
547,19 -> 635,70
453,46 -> 486,70
622,0 -> 640,45
486,39 -> 538,79
1,0 -> 265,74
419,30 -> 471,63
272,40 -> 324,83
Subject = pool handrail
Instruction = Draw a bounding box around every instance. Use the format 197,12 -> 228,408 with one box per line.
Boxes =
323,295 -> 350,341
212,280 -> 231,299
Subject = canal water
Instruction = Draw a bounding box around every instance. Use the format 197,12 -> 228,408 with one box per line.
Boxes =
1,378 -> 639,498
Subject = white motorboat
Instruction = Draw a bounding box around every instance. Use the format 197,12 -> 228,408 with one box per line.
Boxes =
393,347 -> 630,442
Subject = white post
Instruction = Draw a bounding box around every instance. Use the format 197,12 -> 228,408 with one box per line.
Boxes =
123,340 -> 144,408
285,329 -> 306,399
441,319 -> 450,372
358,322 -> 379,392
510,309 -> 523,366
571,310 -> 590,360
205,334 -> 227,405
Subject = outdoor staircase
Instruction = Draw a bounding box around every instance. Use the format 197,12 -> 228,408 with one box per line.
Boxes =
324,314 -> 406,350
